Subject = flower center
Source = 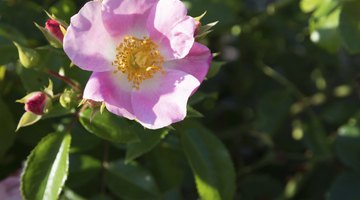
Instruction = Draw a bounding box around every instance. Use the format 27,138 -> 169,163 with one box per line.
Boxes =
113,36 -> 164,89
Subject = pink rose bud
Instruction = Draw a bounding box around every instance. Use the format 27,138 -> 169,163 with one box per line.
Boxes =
45,19 -> 64,41
24,92 -> 49,115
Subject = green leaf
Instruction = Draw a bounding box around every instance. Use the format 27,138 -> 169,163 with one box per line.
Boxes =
327,172 -> 360,200
179,120 -> 236,200
335,122 -> 360,171
105,160 -> 161,200
207,61 -> 225,79
187,106 -> 204,118
339,1 -> 360,54
188,91 -> 218,106
146,138 -> 186,193
79,109 -> 139,143
309,0 -> 341,53
67,155 -> 101,188
0,97 -> 15,158
70,123 -> 102,153
60,188 -> 86,200
300,0 -> 323,13
125,128 -> 168,164
21,132 -> 71,200
16,112 -> 42,131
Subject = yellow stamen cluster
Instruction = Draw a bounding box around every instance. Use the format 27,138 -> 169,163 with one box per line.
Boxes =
113,36 -> 164,89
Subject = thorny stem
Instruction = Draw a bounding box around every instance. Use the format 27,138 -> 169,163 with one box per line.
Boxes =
47,69 -> 82,92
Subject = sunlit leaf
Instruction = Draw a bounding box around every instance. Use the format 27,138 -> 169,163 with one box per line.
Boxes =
79,109 -> 139,143
179,120 -> 236,200
309,0 -> 341,53
21,132 -> 71,200
300,0 -> 324,13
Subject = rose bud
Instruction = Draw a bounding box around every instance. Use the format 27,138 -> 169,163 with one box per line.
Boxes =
45,19 -> 64,41
17,92 -> 51,115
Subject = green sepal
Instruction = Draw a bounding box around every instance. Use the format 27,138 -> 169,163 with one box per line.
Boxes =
16,112 -> 42,132
34,22 -> 63,49
13,42 -> 40,69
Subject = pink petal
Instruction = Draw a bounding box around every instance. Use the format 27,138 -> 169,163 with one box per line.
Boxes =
83,72 -> 135,119
102,0 -> 158,39
63,1 -> 116,72
131,69 -> 200,129
147,0 -> 195,60
164,42 -> 212,83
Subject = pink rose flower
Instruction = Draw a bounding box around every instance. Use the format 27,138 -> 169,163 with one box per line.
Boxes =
63,0 -> 212,129
45,19 -> 64,41
0,171 -> 22,200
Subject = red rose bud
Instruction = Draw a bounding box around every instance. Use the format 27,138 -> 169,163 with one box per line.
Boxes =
45,19 -> 64,41
24,92 -> 50,115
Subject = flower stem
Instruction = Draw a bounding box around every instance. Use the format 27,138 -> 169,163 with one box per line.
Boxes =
47,69 -> 82,92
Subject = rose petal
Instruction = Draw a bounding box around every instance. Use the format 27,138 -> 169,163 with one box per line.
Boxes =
83,72 -> 135,119
132,69 -> 200,129
147,0 -> 195,60
102,0 -> 158,39
164,42 -> 212,83
63,1 -> 116,72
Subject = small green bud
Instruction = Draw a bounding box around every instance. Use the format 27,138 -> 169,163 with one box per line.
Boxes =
60,88 -> 79,109
13,42 -> 40,68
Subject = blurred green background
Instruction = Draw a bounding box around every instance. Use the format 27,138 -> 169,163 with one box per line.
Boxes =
1,0 -> 360,199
